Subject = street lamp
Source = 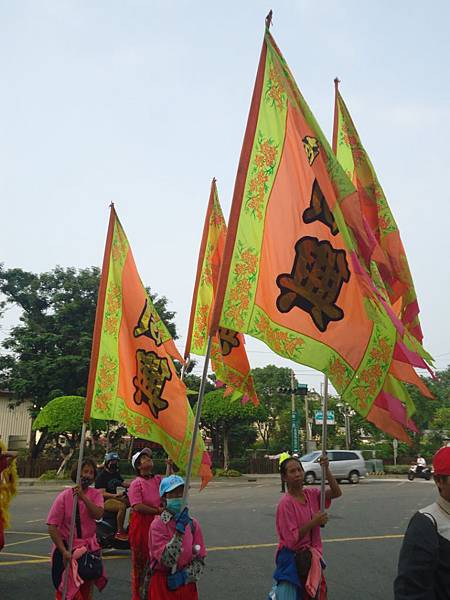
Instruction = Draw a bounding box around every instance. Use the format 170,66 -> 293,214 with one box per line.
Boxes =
336,401 -> 354,449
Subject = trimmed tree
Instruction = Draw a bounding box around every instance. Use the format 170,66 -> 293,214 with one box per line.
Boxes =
32,395 -> 107,475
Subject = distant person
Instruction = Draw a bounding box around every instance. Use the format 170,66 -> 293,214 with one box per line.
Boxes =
95,451 -> 130,541
394,446 -> 450,600
0,441 -> 17,552
149,475 -> 206,599
271,454 -> 342,599
128,448 -> 173,600
416,454 -> 427,471
47,458 -> 106,599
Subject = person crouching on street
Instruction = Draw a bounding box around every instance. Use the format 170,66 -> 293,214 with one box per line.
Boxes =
47,457 -> 107,600
394,446 -> 450,600
149,475 -> 206,599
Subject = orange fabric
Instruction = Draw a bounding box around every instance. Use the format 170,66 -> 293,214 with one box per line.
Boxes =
255,105 -> 372,370
367,404 -> 411,443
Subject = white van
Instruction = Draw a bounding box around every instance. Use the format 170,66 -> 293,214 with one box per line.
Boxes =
299,450 -> 367,484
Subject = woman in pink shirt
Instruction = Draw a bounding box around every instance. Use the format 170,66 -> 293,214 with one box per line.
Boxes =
128,448 -> 172,600
149,475 -> 206,600
275,455 -> 341,600
47,457 -> 106,600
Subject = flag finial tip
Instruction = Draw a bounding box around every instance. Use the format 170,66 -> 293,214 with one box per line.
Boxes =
334,77 -> 340,90
109,201 -> 115,209
265,10 -> 273,29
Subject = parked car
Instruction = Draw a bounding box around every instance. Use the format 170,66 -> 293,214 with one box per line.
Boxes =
299,450 -> 367,484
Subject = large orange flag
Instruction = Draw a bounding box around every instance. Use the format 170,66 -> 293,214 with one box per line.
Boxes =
185,179 -> 258,405
211,25 -> 432,442
85,206 -> 212,487
333,82 -> 424,345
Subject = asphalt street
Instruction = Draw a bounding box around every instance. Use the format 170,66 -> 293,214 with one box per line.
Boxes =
0,476 -> 437,599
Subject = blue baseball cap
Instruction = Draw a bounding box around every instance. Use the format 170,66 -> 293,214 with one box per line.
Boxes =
159,475 -> 185,497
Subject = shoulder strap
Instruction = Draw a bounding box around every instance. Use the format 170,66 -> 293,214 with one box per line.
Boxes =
422,512 -> 438,530
75,501 -> 82,538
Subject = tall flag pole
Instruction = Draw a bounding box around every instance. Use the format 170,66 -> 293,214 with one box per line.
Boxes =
332,78 -> 426,349
210,14 -> 433,444
185,178 -> 258,405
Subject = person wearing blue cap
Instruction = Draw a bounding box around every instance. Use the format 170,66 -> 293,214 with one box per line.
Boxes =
148,475 -> 206,599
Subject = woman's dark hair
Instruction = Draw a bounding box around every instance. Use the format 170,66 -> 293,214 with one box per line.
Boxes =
70,458 -> 98,483
280,457 -> 303,478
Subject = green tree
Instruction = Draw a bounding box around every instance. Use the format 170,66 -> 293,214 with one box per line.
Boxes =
251,365 -> 295,450
32,395 -> 107,475
201,388 -> 265,469
0,265 -> 178,456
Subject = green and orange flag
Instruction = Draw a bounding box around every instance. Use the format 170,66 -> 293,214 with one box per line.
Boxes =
332,81 -> 424,345
185,179 -> 258,405
85,206 -> 212,487
211,25 -> 433,442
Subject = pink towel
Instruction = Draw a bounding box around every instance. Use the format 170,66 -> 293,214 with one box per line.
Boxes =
58,546 -> 87,600
305,547 -> 322,598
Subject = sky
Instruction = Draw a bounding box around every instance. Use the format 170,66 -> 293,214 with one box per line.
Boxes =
0,1 -> 449,398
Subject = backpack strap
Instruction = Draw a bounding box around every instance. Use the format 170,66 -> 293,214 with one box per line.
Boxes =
75,501 -> 82,539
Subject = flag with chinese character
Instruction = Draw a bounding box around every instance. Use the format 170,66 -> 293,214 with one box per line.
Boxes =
211,28 -> 433,441
185,179 -> 258,405
333,84 -> 423,344
85,206 -> 212,487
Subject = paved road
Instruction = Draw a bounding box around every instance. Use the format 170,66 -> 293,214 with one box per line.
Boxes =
0,477 -> 437,599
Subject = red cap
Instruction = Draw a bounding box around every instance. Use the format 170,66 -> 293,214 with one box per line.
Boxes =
432,446 -> 450,476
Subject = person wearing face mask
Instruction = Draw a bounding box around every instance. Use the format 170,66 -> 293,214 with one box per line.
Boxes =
128,448 -> 173,600
149,475 -> 206,599
47,457 -> 106,599
95,451 -> 130,541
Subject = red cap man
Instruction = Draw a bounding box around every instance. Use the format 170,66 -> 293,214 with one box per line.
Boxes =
432,446 -> 450,502
433,446 -> 450,476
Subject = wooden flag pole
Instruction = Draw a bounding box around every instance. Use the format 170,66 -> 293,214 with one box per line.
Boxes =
320,374 -> 329,513
181,335 -> 213,507
62,421 -> 88,600
63,205 -> 116,599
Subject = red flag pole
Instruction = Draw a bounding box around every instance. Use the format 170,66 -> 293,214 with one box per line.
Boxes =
62,205 -> 116,599
332,77 -> 340,155
209,24 -> 268,337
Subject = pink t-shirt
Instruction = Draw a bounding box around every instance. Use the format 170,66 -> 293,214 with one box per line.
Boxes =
149,515 -> 206,572
128,475 -> 162,508
276,488 -> 331,553
47,487 -> 103,551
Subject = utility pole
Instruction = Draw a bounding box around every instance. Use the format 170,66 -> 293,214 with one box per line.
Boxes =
345,410 -> 351,450
290,370 -> 299,454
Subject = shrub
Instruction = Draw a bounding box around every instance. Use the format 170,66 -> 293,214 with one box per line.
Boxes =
214,468 -> 241,477
39,470 -> 59,480
384,465 -> 410,474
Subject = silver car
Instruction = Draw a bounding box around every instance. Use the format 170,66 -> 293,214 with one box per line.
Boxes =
299,449 -> 367,484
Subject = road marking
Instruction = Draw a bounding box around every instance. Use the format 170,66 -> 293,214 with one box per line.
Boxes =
1,551 -> 51,559
0,533 -> 406,566
4,535 -> 49,547
25,518 -> 45,523
207,533 -> 405,552
7,530 -> 48,536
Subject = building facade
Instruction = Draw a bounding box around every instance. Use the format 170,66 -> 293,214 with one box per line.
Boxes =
0,390 -> 33,449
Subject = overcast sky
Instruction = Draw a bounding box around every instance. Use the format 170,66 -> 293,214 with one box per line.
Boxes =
0,1 -> 449,397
